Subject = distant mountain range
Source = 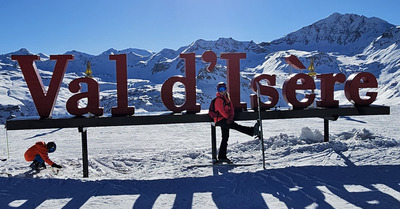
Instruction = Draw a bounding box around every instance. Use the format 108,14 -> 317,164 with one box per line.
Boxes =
0,12 -> 399,123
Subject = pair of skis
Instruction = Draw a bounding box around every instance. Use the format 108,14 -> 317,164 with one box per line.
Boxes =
19,167 -> 61,178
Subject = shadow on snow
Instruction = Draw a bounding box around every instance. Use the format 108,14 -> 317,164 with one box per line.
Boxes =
23,128 -> 63,140
1,165 -> 400,208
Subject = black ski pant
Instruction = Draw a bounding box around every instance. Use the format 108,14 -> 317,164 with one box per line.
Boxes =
215,118 -> 254,159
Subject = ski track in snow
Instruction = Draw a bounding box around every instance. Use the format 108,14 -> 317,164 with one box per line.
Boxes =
0,105 -> 399,208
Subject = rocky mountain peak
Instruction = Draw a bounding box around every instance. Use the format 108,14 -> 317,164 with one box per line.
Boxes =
267,13 -> 394,55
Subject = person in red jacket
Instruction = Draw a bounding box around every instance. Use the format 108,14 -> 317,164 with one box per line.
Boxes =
24,141 -> 62,171
212,82 -> 260,163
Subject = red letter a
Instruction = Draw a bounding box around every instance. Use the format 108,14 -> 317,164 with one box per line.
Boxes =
11,55 -> 74,118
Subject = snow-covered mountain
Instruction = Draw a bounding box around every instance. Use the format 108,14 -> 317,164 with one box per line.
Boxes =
264,13 -> 395,55
0,13 -> 399,122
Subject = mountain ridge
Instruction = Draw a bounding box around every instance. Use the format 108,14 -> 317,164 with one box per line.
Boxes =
262,13 -> 395,55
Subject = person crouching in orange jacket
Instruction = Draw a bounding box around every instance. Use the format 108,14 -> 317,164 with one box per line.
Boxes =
24,141 -> 62,171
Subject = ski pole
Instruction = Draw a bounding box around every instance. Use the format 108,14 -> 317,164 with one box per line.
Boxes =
256,83 -> 266,169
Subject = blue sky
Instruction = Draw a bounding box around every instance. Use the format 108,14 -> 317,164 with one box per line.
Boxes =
1,0 -> 399,55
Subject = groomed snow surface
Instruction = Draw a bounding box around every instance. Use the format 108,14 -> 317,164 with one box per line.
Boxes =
0,105 -> 399,208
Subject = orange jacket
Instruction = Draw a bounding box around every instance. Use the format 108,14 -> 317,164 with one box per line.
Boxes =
213,93 -> 234,123
24,141 -> 54,166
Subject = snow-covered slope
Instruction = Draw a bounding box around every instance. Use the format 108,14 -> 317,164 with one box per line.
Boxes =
0,106 -> 399,208
0,13 -> 399,122
264,13 -> 394,55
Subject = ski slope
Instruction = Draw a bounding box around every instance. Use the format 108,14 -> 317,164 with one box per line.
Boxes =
0,105 -> 399,208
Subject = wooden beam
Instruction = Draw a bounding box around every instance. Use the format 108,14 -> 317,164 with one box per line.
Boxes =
78,127 -> 89,178
324,119 -> 329,142
6,105 -> 390,130
211,124 -> 217,162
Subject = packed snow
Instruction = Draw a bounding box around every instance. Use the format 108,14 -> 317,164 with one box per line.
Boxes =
0,104 -> 398,208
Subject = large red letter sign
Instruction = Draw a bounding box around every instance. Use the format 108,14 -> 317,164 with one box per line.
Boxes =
109,54 -> 135,116
282,73 -> 316,109
221,53 -> 247,111
345,72 -> 378,106
66,77 -> 104,116
250,74 -> 279,110
11,55 -> 73,118
161,53 -> 201,113
317,73 -> 346,107
201,50 -> 217,72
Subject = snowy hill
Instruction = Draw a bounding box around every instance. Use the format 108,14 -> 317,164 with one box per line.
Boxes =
0,13 -> 399,122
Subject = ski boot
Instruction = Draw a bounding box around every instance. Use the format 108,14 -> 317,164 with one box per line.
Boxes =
217,158 -> 233,164
29,161 -> 46,172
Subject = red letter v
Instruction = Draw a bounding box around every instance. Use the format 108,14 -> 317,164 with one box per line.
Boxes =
11,55 -> 74,118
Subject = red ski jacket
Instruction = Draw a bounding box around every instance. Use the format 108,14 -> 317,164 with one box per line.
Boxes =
24,141 -> 55,166
213,93 -> 234,123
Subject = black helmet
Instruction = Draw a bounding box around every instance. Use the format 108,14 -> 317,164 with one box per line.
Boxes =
47,142 -> 56,153
217,82 -> 227,92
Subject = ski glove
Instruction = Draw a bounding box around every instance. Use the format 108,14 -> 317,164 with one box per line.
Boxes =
51,163 -> 62,168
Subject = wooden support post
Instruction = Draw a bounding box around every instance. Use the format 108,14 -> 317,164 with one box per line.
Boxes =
324,119 -> 329,142
78,127 -> 89,178
211,124 -> 217,162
